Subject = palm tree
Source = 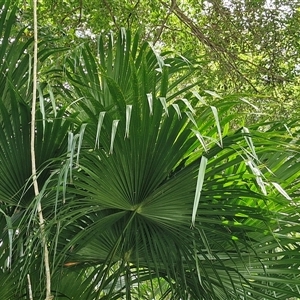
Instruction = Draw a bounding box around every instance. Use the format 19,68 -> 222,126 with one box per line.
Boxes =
1,1 -> 300,299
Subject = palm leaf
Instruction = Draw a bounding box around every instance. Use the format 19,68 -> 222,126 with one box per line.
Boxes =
47,30 -> 300,299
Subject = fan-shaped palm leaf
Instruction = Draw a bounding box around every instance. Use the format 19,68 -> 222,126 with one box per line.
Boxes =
47,31 -> 300,299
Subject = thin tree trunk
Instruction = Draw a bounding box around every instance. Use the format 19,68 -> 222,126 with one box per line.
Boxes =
31,0 -> 52,299
27,274 -> 33,300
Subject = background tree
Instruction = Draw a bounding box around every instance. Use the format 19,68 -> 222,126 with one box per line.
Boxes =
18,0 -> 300,120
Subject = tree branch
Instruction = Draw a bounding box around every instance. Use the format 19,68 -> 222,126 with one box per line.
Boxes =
102,0 -> 119,29
160,0 -> 259,92
153,0 -> 176,45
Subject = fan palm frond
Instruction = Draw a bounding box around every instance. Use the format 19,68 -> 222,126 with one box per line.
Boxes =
48,30 -> 300,299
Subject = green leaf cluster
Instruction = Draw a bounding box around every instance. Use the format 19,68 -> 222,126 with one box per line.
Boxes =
1,1 -> 300,299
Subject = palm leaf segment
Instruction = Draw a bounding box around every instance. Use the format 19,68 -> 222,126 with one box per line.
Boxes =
50,30 -> 300,299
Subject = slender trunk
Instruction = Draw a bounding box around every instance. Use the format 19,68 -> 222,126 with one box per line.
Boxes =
27,274 -> 33,300
31,0 -> 52,299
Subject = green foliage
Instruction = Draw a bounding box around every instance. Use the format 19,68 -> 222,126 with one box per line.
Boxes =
18,0 -> 300,121
1,1 -> 300,299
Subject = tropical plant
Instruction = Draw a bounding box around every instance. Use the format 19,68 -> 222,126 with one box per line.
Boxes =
1,1 -> 300,299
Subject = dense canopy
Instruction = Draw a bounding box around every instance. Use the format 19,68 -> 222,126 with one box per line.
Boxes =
19,0 -> 300,119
